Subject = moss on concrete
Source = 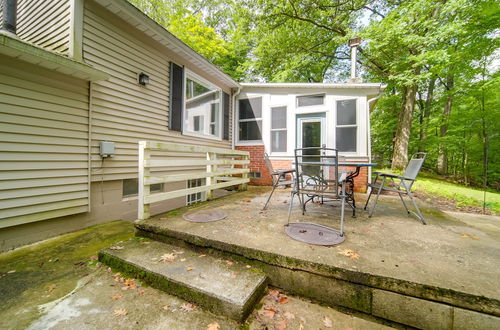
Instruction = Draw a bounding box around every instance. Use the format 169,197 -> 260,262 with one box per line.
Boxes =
0,220 -> 134,329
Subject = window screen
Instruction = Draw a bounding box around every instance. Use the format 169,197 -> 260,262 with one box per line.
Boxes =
297,94 -> 324,107
238,97 -> 263,141
271,106 -> 287,152
337,99 -> 356,125
336,99 -> 357,152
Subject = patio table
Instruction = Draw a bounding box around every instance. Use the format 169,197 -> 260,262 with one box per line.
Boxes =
293,161 -> 377,217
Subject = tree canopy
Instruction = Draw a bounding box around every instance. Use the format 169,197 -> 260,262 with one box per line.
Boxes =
127,0 -> 499,189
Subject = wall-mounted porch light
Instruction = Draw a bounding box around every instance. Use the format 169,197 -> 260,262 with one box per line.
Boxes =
138,72 -> 149,86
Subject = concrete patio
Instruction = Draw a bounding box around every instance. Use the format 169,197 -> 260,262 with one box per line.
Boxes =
132,186 -> 500,329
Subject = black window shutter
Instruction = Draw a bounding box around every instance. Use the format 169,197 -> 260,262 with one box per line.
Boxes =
169,62 -> 184,131
223,92 -> 230,140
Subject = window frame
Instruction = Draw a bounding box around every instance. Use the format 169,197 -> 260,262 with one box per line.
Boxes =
296,93 -> 326,108
183,69 -> 223,141
237,96 -> 263,143
335,98 -> 358,153
270,105 -> 287,153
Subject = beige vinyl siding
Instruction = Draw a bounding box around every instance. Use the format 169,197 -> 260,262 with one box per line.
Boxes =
83,2 -> 232,182
0,56 -> 89,228
17,0 -> 71,55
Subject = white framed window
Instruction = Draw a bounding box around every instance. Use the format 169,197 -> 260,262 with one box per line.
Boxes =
336,99 -> 357,152
187,178 -> 206,205
184,70 -> 222,139
296,94 -> 325,107
238,97 -> 262,141
270,106 -> 287,152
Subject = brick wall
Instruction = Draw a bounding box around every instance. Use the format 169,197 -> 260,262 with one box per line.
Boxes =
235,145 -> 367,192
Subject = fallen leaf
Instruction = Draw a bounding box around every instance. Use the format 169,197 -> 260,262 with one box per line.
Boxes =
180,258 -> 186,262
230,274 -> 237,279
141,241 -> 151,245
180,303 -> 197,312
160,253 -> 177,262
323,316 -> 332,328
279,296 -> 290,304
186,267 -> 194,271
111,294 -> 123,300
460,233 -> 479,240
138,290 -> 145,295
114,309 -> 128,316
275,319 -> 288,330
298,323 -> 304,330
162,305 -> 170,311
245,265 -> 252,268
199,254 -> 207,257
7,270 -> 16,274
173,250 -> 184,255
338,248 -> 360,259
260,306 -> 277,318
124,279 -> 137,289
110,246 -> 124,250
226,260 -> 233,265
47,284 -> 57,293
159,217 -> 168,220
121,286 -> 129,291
89,256 -> 98,261
284,311 -> 295,320
206,322 -> 220,330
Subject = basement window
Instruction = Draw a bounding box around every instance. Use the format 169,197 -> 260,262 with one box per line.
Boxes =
123,179 -> 163,197
249,172 -> 261,178
187,179 -> 206,205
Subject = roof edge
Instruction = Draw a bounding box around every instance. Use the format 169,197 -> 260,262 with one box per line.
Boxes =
0,33 -> 110,81
241,82 -> 386,90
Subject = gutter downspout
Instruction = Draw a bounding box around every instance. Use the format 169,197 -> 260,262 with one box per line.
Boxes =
1,0 -> 17,36
88,81 -> 93,212
231,86 -> 242,150
366,93 -> 381,190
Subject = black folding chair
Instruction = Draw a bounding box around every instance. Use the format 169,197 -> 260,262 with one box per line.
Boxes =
288,147 -> 347,236
262,153 -> 295,210
364,153 -> 427,224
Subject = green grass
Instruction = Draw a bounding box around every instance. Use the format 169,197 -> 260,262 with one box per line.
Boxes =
373,169 -> 500,214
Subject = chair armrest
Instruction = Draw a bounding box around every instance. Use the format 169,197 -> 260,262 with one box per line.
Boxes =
379,173 -> 415,181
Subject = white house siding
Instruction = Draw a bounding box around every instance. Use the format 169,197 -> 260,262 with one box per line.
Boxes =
0,56 -> 90,229
83,1 -> 232,182
17,0 -> 71,55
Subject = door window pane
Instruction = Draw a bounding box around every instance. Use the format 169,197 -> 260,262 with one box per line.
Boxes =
337,99 -> 356,125
297,94 -> 324,107
336,127 -> 357,152
271,131 -> 287,152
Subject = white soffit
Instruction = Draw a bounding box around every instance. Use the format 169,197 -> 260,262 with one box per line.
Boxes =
95,0 -> 240,89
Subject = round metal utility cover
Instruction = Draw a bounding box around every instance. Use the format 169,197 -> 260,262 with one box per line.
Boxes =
284,222 -> 345,246
183,209 -> 227,223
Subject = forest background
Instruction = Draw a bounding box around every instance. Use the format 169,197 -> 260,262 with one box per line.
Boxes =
129,0 -> 499,191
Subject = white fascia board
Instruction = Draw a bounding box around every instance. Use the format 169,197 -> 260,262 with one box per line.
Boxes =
95,0 -> 240,89
241,82 -> 386,90
0,33 -> 109,81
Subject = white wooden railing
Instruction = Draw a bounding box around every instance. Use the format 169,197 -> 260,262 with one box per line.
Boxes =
138,141 -> 250,220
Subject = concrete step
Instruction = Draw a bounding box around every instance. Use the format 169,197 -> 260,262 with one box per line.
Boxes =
99,238 -> 267,322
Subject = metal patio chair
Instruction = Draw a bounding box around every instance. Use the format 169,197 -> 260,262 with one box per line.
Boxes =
363,152 -> 427,224
287,147 -> 347,236
262,152 -> 295,210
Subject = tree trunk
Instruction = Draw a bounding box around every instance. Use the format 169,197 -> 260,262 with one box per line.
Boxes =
418,76 -> 436,152
392,84 -> 418,170
437,74 -> 454,174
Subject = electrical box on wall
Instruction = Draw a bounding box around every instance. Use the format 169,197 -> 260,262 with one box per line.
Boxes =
99,141 -> 115,158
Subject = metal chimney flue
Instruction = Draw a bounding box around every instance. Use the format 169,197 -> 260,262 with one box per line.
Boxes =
348,37 -> 363,83
2,0 -> 17,35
